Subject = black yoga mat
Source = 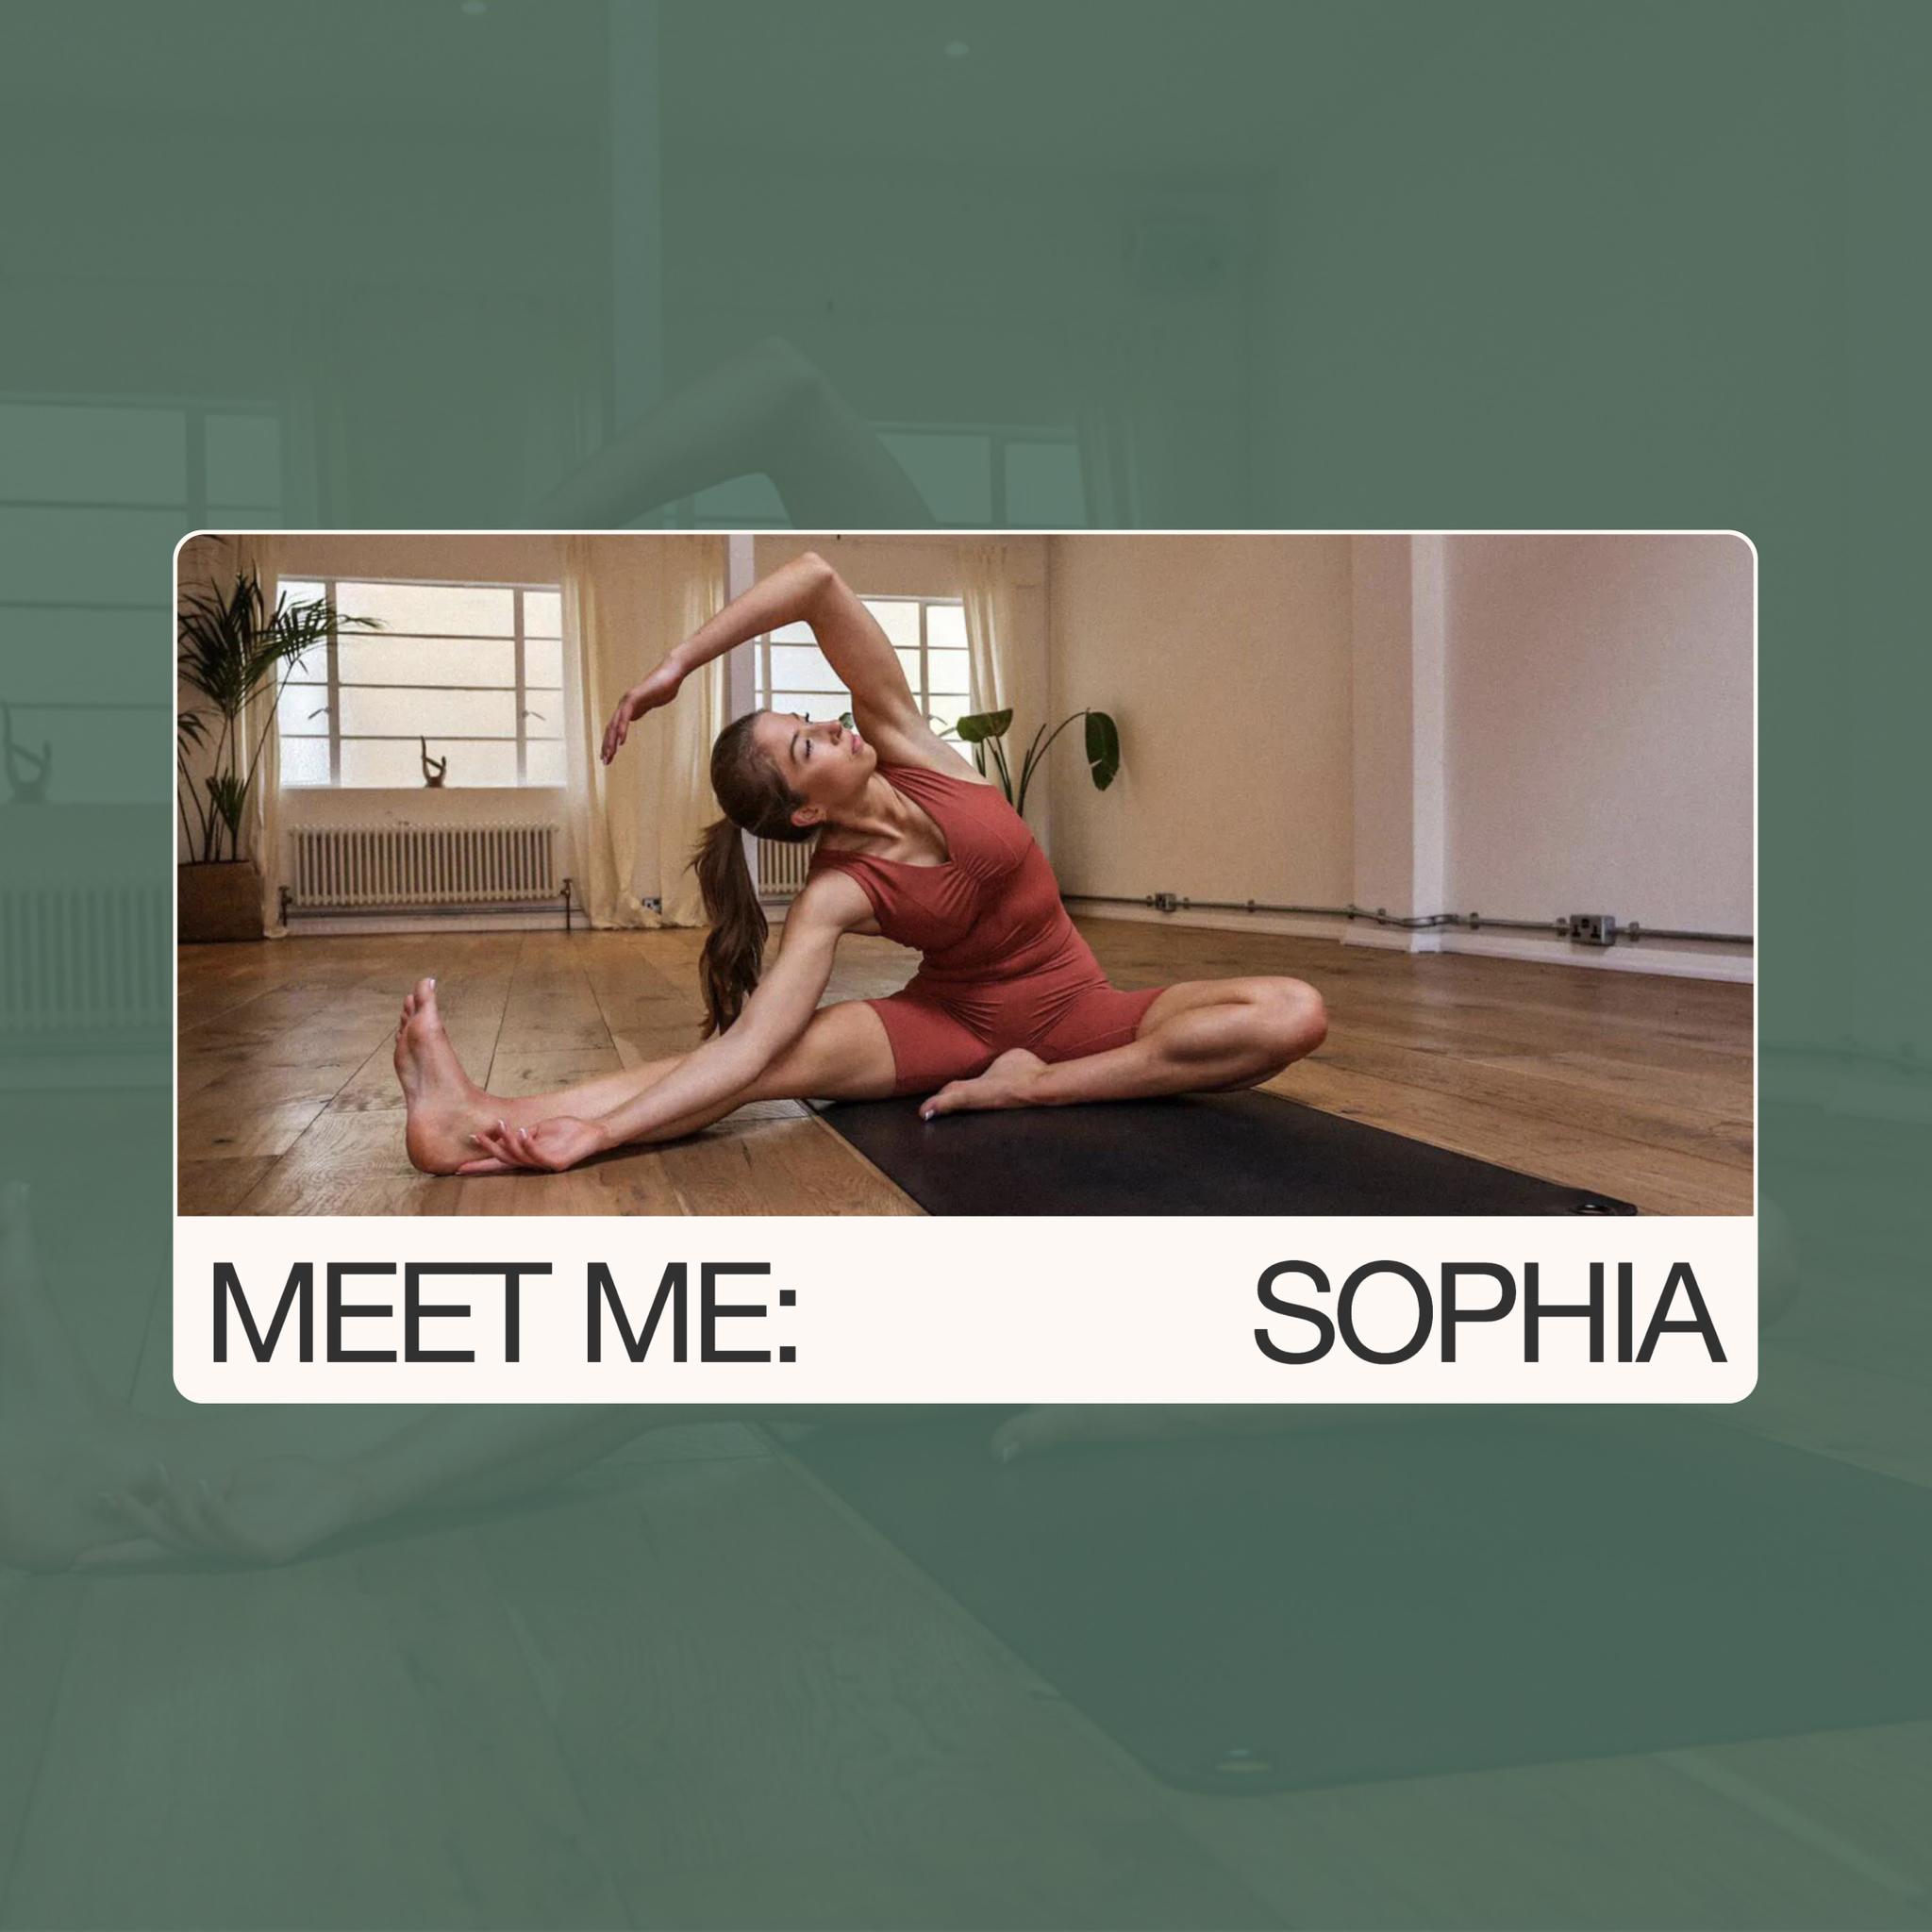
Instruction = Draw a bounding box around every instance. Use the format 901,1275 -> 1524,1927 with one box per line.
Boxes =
812,1091 -> 1637,1215
792,1409 -> 1932,1792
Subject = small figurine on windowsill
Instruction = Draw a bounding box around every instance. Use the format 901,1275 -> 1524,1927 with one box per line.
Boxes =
420,738 -> 447,788
3,703 -> 52,804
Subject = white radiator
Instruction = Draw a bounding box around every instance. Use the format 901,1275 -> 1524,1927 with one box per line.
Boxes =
0,879 -> 168,1039
290,823 -> 560,912
756,836 -> 813,901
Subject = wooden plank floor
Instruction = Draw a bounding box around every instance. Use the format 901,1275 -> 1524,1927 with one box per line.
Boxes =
177,918 -> 1754,1215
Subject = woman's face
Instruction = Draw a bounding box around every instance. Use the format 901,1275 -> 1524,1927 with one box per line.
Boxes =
752,708 -> 876,827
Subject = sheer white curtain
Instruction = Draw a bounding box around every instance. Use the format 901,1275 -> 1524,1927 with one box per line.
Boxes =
647,537 -> 727,926
959,539 -> 1018,719
560,534 -> 635,926
560,534 -> 726,928
244,538 -> 284,935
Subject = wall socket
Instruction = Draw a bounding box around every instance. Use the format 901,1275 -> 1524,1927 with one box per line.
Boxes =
1566,912 -> 1617,947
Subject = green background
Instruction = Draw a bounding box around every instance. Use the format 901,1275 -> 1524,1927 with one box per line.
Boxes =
4,3 -> 1928,1925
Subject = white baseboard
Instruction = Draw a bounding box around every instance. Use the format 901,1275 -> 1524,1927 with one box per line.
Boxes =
1343,925 -> 1442,953
1437,930 -> 1754,983
1063,898 -> 1753,983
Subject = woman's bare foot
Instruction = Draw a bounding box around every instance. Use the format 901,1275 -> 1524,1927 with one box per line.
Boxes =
921,1047 -> 1049,1121
393,978 -> 489,1174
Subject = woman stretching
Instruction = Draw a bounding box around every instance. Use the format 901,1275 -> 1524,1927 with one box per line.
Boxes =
395,549 -> 1327,1176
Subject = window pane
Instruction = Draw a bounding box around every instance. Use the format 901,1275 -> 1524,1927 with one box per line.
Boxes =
437,741 -> 519,787
769,691 -> 852,722
0,402 -> 185,504
338,636 -> 516,687
927,699 -> 970,737
5,507 -> 186,604
341,738 -> 520,788
204,413 -> 282,507
280,633 -> 327,679
523,590 -> 561,637
278,681 -> 330,737
769,643 -> 843,689
894,647 -> 922,684
925,648 -> 971,700
278,578 -> 326,658
525,636 -> 563,688
334,581 -> 515,635
926,602 -> 966,650
770,620 -> 815,643
341,687 -> 515,738
525,740 -> 566,787
520,696 -> 561,738
1005,440 -> 1087,526
4,606 -> 154,689
864,599 -> 920,648
278,737 -> 330,787
340,739 -> 427,788
877,432 -> 992,525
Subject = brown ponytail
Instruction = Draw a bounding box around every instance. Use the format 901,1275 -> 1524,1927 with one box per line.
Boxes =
693,818 -> 767,1038
691,711 -> 816,1037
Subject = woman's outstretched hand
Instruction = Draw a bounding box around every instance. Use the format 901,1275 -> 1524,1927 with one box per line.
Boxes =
458,1115 -> 608,1174
601,659 -> 685,763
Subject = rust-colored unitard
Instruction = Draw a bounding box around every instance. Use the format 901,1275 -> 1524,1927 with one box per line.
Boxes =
809,763 -> 1165,1096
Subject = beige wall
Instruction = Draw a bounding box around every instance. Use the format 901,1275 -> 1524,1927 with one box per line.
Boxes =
1044,534 -> 1355,908
1445,534 -> 1754,935
1043,531 -> 1751,977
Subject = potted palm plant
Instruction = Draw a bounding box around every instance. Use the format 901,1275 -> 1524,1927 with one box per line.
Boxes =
176,561 -> 378,941
948,706 -> 1121,817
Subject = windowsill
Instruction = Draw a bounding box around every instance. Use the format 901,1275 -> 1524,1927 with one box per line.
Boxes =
276,786 -> 569,826
279,785 -> 567,798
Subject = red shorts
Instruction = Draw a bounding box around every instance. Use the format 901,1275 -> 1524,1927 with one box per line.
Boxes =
864,976 -> 1167,1097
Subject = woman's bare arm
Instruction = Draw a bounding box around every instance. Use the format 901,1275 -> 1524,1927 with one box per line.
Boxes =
464,874 -> 871,1172
530,335 -> 932,532
603,550 -> 960,770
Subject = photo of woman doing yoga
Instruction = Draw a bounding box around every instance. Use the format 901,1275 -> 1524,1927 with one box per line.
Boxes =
392,549 -> 1328,1177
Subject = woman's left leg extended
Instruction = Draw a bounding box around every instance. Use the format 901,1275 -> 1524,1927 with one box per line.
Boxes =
920,975 -> 1326,1118
395,978 -> 904,1172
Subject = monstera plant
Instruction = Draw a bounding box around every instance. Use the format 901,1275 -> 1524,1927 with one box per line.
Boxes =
949,707 -> 1120,818
176,558 -> 379,938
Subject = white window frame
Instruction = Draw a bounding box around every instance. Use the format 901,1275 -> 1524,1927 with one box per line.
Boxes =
755,592 -> 973,730
873,422 -> 1085,527
658,423 -> 1084,530
279,575 -> 563,790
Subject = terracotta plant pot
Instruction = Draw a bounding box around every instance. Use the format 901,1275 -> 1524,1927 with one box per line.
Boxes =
178,859 -> 264,942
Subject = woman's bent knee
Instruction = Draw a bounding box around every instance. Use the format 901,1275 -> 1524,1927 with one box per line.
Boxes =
1253,978 -> 1326,1068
